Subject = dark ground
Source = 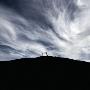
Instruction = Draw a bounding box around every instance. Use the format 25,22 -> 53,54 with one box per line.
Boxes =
0,56 -> 90,90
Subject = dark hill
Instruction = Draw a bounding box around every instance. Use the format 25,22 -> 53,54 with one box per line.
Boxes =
5,56 -> 90,89
10,56 -> 89,64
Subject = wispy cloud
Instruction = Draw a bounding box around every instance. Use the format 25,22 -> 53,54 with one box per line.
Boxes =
0,0 -> 90,62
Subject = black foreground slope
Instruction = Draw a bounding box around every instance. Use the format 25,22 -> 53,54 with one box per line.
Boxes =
1,56 -> 90,89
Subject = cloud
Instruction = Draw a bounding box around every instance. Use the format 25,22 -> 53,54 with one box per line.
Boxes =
0,0 -> 90,62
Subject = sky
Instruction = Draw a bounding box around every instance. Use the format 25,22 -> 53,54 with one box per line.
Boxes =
0,0 -> 90,62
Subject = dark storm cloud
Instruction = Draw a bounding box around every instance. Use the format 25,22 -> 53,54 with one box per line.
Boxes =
0,0 -> 76,29
0,0 -> 79,27
0,0 -> 18,10
15,0 -> 78,25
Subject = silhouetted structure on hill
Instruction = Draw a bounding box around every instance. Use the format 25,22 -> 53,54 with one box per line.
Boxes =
42,52 -> 48,56
45,52 -> 48,56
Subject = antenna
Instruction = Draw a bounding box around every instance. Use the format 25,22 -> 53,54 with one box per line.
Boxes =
42,53 -> 43,56
46,52 -> 48,56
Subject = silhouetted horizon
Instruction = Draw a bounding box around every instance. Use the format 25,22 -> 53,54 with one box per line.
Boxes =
9,56 -> 90,64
